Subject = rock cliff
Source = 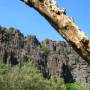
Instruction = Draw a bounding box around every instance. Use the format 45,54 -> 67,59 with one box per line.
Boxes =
0,26 -> 90,83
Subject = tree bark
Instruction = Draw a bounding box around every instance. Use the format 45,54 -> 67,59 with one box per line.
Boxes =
21,0 -> 90,62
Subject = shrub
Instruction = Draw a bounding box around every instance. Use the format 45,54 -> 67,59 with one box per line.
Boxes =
40,45 -> 50,54
48,76 -> 66,90
0,62 -> 65,90
8,62 -> 49,90
0,64 -> 11,90
66,82 -> 90,90
0,63 -> 90,90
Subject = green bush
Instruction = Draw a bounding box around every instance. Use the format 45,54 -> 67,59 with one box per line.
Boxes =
0,62 -> 65,90
48,76 -> 66,90
8,63 -> 65,90
0,64 -> 11,90
40,45 -> 50,54
8,62 -> 49,90
0,63 -> 90,90
66,83 -> 79,90
66,82 -> 90,90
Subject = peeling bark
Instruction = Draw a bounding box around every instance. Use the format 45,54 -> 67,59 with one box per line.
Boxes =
21,0 -> 90,62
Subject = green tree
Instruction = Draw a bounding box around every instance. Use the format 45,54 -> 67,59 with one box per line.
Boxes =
8,62 -> 49,90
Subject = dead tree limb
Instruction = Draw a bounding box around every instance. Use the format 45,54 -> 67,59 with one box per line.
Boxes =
21,0 -> 90,62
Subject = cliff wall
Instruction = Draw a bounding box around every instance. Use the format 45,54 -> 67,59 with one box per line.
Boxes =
0,26 -> 90,83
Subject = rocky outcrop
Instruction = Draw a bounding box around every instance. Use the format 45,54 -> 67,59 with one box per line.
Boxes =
0,26 -> 90,83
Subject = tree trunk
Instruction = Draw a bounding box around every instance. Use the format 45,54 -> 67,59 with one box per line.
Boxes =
21,0 -> 90,63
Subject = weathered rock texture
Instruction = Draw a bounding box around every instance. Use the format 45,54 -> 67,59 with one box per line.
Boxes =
0,27 -> 90,83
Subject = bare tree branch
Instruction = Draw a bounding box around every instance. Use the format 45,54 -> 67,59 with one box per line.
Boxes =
21,0 -> 90,62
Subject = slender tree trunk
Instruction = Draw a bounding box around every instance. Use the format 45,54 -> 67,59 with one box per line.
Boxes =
21,0 -> 90,62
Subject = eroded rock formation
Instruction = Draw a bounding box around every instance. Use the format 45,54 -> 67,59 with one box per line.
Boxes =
0,26 -> 90,83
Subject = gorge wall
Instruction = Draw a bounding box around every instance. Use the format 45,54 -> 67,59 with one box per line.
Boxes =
0,26 -> 90,83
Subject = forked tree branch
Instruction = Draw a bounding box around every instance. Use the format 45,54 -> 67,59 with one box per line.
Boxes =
21,0 -> 90,62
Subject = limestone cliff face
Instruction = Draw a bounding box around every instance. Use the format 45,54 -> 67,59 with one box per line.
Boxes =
0,26 -> 90,83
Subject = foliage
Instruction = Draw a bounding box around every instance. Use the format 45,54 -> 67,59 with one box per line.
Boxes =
40,45 -> 50,54
48,76 -> 66,90
0,64 -> 11,90
8,62 -> 48,90
66,82 -> 90,90
0,63 -> 90,90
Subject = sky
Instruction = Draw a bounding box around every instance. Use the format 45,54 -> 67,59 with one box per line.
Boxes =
0,0 -> 90,41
